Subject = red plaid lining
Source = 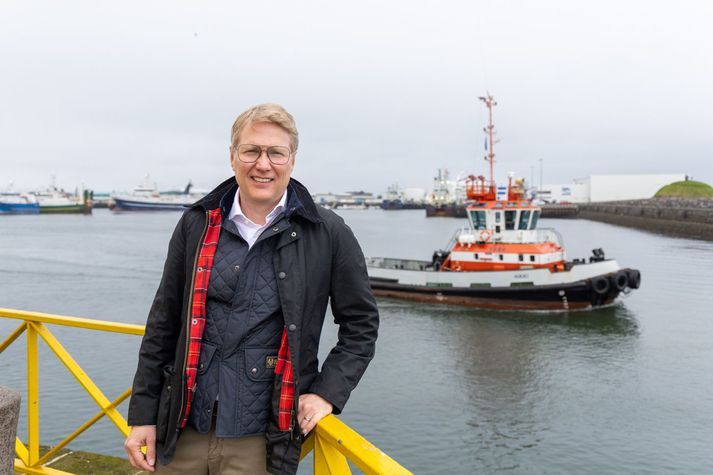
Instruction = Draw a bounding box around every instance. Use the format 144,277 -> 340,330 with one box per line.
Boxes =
180,208 -> 222,428
274,328 -> 294,431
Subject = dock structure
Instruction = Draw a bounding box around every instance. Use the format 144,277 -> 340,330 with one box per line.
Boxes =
540,203 -> 579,218
0,308 -> 411,475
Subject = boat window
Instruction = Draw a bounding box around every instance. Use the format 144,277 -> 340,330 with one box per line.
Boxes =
518,210 -> 531,230
505,210 -> 516,230
469,210 -> 487,230
495,212 -> 501,223
499,254 -> 504,261
474,253 -> 479,259
529,255 -> 536,262
506,202 -> 518,207
530,210 -> 541,229
518,254 -> 524,262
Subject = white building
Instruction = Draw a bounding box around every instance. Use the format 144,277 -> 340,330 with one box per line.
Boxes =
537,174 -> 687,203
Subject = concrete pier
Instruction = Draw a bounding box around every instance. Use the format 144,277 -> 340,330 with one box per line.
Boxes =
0,386 -> 20,475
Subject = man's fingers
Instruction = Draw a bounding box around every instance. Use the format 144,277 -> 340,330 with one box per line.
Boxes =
145,436 -> 157,468
130,445 -> 155,472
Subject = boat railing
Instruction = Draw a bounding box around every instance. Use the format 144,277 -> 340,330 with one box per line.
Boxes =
446,227 -> 471,249
533,228 -> 565,246
0,307 -> 411,475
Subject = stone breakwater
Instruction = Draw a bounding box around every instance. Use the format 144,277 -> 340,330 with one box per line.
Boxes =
578,198 -> 713,241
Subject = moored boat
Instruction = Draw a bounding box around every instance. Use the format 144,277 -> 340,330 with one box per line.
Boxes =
367,95 -> 641,311
110,176 -> 205,211
0,193 -> 39,215
34,187 -> 93,214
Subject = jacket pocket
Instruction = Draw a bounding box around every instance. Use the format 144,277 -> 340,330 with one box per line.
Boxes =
244,347 -> 279,382
156,365 -> 175,443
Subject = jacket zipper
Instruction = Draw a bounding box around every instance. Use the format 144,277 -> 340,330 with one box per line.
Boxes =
176,209 -> 209,430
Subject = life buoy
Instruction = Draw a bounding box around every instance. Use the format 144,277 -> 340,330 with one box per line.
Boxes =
626,269 -> 641,289
452,263 -> 462,272
611,271 -> 629,291
479,230 -> 492,242
592,276 -> 610,295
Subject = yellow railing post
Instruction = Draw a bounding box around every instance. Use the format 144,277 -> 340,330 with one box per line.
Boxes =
26,322 -> 40,466
314,435 -> 351,474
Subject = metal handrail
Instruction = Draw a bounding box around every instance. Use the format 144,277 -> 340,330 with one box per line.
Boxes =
0,308 -> 410,475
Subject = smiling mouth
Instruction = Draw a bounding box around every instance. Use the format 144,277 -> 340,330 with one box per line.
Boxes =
252,177 -> 273,183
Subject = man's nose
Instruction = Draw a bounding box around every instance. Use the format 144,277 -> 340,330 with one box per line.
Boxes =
255,151 -> 272,169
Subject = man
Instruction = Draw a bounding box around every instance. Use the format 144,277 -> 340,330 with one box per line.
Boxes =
124,103 -> 379,474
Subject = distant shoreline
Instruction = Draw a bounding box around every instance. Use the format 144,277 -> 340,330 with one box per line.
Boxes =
577,198 -> 713,242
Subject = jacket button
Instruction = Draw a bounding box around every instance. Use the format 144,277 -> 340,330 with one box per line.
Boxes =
272,226 -> 279,232
288,324 -> 297,332
278,272 -> 286,279
251,367 -> 257,375
291,231 -> 296,237
234,265 -> 240,272
197,266 -> 204,272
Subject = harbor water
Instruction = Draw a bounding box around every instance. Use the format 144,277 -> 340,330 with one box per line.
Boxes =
1,209 -> 712,474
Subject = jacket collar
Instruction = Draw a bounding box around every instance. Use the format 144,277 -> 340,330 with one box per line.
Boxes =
191,177 -> 322,224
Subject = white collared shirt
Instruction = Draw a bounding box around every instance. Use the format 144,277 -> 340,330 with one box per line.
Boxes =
228,191 -> 287,249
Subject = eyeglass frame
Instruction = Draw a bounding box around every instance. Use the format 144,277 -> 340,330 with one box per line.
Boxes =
232,144 -> 294,165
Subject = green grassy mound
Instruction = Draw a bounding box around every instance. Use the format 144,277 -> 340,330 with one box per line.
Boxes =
655,180 -> 713,198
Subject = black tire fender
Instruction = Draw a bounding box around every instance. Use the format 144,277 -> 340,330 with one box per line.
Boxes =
611,271 -> 629,291
592,276 -> 610,295
626,269 -> 641,289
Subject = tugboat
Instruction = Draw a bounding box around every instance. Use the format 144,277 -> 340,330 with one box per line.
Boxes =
367,95 -> 641,311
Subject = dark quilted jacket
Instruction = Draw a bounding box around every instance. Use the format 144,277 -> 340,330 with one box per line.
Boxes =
190,196 -> 285,437
127,177 -> 379,474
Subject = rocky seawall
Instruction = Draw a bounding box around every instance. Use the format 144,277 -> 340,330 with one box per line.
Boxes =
577,198 -> 713,241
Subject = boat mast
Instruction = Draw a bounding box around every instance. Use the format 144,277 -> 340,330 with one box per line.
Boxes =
478,94 -> 497,197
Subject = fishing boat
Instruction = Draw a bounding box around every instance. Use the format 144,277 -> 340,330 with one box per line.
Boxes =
425,169 -> 467,217
367,95 -> 641,311
33,183 -> 93,214
110,176 -> 205,211
0,193 -> 39,215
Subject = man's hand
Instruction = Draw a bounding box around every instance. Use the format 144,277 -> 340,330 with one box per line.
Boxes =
124,425 -> 157,472
298,393 -> 333,436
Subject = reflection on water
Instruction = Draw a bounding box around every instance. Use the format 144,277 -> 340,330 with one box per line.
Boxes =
373,298 -> 641,472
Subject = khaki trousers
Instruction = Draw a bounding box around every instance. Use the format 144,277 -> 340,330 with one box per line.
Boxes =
155,425 -> 269,475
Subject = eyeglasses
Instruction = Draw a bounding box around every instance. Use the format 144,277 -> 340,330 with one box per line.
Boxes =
234,144 -> 292,165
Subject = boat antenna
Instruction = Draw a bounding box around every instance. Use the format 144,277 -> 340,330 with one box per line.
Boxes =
478,93 -> 497,196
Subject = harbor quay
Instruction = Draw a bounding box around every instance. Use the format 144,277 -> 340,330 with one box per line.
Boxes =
576,198 -> 713,242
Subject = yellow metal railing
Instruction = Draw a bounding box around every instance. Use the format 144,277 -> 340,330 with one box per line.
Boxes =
0,308 -> 411,475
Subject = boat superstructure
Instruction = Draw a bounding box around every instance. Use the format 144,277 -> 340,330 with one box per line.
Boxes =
367,94 -> 641,311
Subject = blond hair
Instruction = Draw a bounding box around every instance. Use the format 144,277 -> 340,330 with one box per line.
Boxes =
230,103 -> 299,151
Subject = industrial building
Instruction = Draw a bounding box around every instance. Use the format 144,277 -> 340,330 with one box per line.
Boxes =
535,174 -> 687,203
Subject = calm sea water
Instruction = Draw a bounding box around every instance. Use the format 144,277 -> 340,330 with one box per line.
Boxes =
1,209 -> 712,474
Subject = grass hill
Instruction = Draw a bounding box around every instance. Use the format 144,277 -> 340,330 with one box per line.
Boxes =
655,180 -> 713,199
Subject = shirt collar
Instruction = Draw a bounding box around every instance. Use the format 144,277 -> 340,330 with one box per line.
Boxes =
228,189 -> 288,226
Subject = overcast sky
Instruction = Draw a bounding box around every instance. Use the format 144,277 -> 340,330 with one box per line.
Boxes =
1,0 -> 711,194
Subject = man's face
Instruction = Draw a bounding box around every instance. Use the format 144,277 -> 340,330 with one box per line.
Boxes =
230,121 -> 295,213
